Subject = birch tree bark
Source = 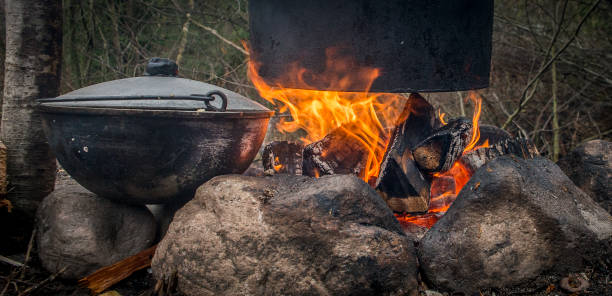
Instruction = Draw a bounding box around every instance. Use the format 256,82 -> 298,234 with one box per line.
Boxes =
1,0 -> 62,218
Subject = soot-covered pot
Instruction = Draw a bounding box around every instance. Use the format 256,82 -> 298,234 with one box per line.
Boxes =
37,58 -> 273,204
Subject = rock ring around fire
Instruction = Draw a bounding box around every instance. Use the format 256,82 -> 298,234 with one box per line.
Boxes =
152,174 -> 419,296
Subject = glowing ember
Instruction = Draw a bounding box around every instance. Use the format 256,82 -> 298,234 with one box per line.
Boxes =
273,156 -> 283,171
248,47 -> 406,183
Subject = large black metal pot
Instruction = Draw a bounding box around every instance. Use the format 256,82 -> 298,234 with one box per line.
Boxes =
37,59 -> 273,204
249,0 -> 494,92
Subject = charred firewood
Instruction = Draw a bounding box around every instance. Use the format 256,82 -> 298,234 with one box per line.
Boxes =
377,150 -> 431,213
375,93 -> 439,213
302,123 -> 368,178
479,125 -> 512,144
262,141 -> 304,175
514,137 -> 539,159
459,137 -> 538,173
412,118 -> 472,173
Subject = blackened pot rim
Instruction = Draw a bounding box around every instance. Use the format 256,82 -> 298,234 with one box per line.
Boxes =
37,105 -> 274,119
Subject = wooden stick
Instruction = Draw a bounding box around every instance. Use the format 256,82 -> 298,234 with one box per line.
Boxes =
0,255 -> 23,267
20,229 -> 36,279
0,270 -> 17,296
189,18 -> 249,56
79,245 -> 157,295
17,267 -> 67,296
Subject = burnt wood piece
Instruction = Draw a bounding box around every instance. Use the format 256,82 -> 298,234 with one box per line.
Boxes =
376,93 -> 439,213
459,137 -> 538,173
412,118 -> 472,173
302,123 -> 368,179
478,125 -> 512,144
79,245 -> 157,294
262,141 -> 304,175
459,124 -> 537,173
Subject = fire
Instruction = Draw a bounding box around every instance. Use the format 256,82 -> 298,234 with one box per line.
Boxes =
396,92 -> 489,229
247,43 -> 490,229
248,47 -> 406,183
463,92 -> 485,151
273,156 -> 283,171
438,109 -> 447,125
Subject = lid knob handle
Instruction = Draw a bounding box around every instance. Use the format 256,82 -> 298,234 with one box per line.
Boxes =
144,58 -> 178,77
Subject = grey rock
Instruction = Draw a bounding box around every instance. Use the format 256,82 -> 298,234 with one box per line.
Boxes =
147,202 -> 184,239
558,140 -> 611,213
419,156 -> 612,293
152,174 -> 418,296
36,178 -> 157,279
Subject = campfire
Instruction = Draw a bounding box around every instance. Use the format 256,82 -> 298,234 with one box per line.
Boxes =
248,47 -> 407,184
248,50 -> 535,230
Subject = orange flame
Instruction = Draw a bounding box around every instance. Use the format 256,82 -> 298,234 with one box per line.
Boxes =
438,109 -> 447,125
463,92 -> 484,151
248,47 -> 406,183
396,92 -> 490,229
273,156 -> 283,171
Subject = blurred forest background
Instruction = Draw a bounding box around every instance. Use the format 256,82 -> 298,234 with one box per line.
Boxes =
0,0 -> 610,161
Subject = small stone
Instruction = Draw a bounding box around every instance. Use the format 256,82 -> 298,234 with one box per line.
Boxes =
422,290 -> 444,296
559,274 -> 590,293
37,178 -> 157,279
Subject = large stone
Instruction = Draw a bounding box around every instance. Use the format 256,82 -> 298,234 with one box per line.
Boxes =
419,156 -> 612,293
36,178 -> 157,279
558,140 -> 611,213
152,174 -> 418,296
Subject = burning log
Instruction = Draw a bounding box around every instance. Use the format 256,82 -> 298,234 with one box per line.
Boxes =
375,93 -> 439,213
302,122 -> 369,179
411,122 -> 536,174
412,118 -> 472,173
262,141 -> 304,175
377,150 -> 431,213
459,136 -> 538,173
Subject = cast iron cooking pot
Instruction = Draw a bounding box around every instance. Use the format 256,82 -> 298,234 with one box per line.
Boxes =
37,58 -> 273,204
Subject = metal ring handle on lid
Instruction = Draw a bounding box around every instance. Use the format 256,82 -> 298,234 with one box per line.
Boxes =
192,90 -> 227,112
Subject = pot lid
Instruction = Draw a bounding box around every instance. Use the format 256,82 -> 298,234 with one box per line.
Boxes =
39,58 -> 270,113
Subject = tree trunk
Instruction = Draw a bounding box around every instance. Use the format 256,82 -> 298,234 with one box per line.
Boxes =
0,0 -> 5,114
1,0 -> 62,218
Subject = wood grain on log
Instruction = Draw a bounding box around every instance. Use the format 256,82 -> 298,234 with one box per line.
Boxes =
376,93 -> 438,213
302,123 -> 368,179
79,245 -> 157,294
412,118 -> 472,173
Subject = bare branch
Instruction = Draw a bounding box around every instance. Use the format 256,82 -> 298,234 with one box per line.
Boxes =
502,0 -> 602,129
190,17 -> 249,56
